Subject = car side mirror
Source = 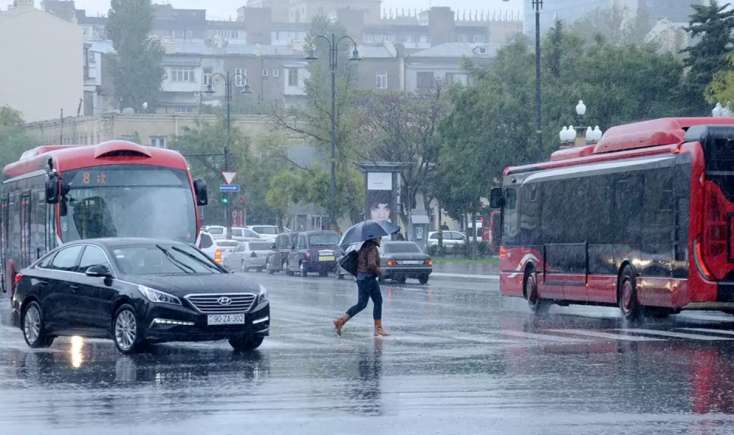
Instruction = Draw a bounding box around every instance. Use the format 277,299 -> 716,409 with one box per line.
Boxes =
490,187 -> 505,209
86,264 -> 112,278
194,178 -> 208,206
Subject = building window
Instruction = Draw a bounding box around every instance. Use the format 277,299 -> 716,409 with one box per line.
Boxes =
262,68 -> 269,77
446,73 -> 468,86
287,68 -> 299,86
170,68 -> 196,82
376,73 -> 388,90
416,71 -> 436,89
203,69 -> 212,87
150,136 -> 167,148
272,68 -> 280,78
234,68 -> 246,87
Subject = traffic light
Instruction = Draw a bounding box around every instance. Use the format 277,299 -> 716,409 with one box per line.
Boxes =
221,195 -> 229,204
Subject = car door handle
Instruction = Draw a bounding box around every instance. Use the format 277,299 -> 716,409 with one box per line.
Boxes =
69,284 -> 80,292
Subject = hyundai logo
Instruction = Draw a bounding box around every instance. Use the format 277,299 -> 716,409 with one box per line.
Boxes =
217,296 -> 233,306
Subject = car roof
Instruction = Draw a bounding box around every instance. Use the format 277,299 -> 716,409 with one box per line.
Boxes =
383,241 -> 419,245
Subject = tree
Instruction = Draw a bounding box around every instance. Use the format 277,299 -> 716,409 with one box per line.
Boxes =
107,0 -> 164,111
707,53 -> 734,106
0,106 -> 37,171
682,0 -> 734,115
355,86 -> 450,233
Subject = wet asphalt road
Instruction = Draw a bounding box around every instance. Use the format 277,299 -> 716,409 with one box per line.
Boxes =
4,273 -> 734,434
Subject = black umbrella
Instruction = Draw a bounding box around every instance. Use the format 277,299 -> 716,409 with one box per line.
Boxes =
338,220 -> 400,249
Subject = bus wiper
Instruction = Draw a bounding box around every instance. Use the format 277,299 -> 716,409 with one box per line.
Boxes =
156,245 -> 196,274
170,246 -> 222,272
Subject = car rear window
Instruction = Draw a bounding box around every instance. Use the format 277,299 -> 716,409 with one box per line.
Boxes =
309,233 -> 338,246
250,242 -> 274,250
218,241 -> 239,248
208,227 -> 224,235
384,243 -> 421,253
252,226 -> 278,235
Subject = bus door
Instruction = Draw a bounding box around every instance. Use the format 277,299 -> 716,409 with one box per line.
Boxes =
541,179 -> 589,301
19,193 -> 32,267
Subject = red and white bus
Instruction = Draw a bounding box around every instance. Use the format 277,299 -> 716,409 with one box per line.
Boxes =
491,117 -> 734,319
0,140 -> 208,297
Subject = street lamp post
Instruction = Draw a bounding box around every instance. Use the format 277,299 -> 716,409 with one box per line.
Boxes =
306,33 -> 360,230
205,71 -> 251,237
533,0 -> 544,151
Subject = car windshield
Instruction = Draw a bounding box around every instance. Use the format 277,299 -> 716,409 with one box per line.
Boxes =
252,226 -> 278,235
111,244 -> 221,275
309,233 -> 338,246
60,165 -> 197,243
384,243 -> 422,254
250,242 -> 274,250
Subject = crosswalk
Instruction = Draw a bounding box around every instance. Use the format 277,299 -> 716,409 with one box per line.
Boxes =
266,323 -> 734,350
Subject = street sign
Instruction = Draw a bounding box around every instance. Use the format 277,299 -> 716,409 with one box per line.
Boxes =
222,171 -> 237,184
220,183 -> 240,193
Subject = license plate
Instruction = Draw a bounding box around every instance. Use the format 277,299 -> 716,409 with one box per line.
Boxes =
319,256 -> 335,262
207,313 -> 245,326
401,260 -> 423,265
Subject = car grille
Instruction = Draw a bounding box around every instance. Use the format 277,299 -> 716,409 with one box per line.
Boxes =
185,294 -> 257,313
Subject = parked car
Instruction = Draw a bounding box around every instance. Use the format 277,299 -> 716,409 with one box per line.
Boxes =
224,241 -> 275,272
286,231 -> 339,277
197,233 -> 237,265
427,231 -> 466,252
230,227 -> 261,242
12,238 -> 270,354
379,241 -> 432,284
204,225 -> 227,240
247,225 -> 280,242
266,232 -> 297,274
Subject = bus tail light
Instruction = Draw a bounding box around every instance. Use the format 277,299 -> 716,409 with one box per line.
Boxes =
499,246 -> 508,259
214,248 -> 223,264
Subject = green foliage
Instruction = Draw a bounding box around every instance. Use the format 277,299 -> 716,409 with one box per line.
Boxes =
682,0 -> 734,114
107,0 -> 164,111
0,106 -> 37,172
707,53 -> 734,106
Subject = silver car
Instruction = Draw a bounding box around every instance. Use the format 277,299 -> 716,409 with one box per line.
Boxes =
224,240 -> 275,272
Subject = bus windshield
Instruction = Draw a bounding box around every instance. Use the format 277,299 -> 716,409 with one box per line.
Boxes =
60,165 -> 196,243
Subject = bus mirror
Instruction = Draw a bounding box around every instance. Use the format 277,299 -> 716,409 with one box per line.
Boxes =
194,178 -> 208,206
490,188 -> 505,209
45,176 -> 60,204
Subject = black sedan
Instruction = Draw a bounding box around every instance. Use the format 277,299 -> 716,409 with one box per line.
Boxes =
380,241 -> 433,284
12,238 -> 270,354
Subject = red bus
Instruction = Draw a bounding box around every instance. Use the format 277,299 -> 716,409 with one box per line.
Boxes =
0,140 -> 208,297
491,117 -> 734,319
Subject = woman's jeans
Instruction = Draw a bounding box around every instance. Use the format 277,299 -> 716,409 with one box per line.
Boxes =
346,276 -> 382,320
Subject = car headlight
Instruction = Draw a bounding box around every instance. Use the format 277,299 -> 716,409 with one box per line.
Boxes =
257,284 -> 268,304
138,285 -> 181,305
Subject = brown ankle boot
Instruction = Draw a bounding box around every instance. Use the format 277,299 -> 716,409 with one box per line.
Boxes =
374,320 -> 389,337
333,314 -> 350,336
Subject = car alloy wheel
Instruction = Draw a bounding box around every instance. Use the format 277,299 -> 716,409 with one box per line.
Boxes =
114,306 -> 142,354
23,303 -> 41,344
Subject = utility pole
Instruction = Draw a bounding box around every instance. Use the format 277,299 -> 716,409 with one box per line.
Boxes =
533,0 -> 543,151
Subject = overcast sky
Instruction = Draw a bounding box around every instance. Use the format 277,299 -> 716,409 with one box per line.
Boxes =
2,0 -> 523,20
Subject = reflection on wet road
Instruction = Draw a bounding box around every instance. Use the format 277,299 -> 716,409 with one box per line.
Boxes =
4,274 -> 734,434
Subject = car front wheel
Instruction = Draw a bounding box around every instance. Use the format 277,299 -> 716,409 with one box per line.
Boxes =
22,301 -> 54,348
113,304 -> 145,354
229,335 -> 264,351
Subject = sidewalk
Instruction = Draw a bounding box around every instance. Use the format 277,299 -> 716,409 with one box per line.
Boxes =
432,260 -> 499,280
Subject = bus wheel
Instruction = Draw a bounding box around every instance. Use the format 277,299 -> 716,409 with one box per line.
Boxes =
524,266 -> 549,315
618,266 -> 641,321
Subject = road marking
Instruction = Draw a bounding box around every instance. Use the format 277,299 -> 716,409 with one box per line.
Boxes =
494,330 -> 589,343
432,272 -> 499,280
678,327 -> 734,337
546,329 -> 664,342
619,328 -> 734,341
